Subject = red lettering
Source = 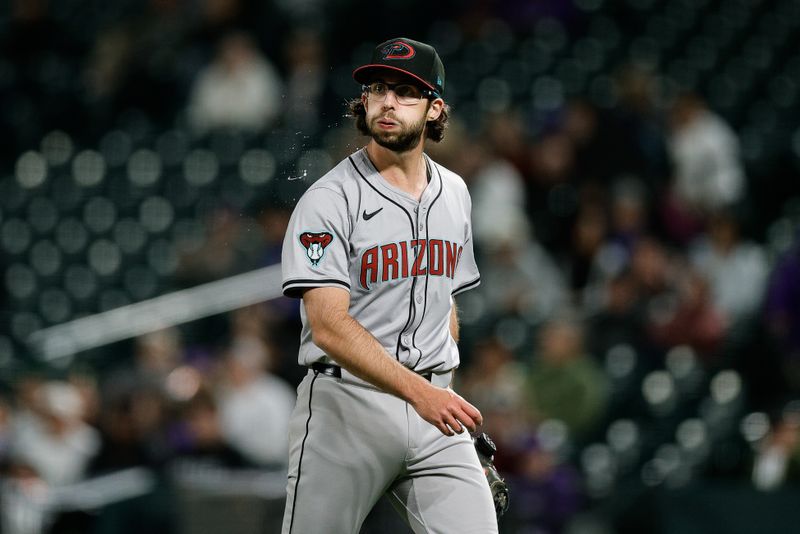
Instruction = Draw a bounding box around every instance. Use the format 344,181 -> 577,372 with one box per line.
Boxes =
411,239 -> 427,276
361,239 -> 462,284
428,239 -> 444,276
445,241 -> 459,278
360,246 -> 379,289
381,243 -> 399,281
399,241 -> 409,278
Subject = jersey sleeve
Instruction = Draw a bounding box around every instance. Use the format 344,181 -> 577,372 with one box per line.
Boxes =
452,195 -> 481,296
281,187 -> 351,298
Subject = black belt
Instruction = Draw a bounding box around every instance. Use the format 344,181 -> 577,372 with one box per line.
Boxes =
311,362 -> 436,382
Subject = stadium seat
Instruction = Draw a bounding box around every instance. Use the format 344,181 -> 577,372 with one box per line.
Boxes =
2,219 -> 33,257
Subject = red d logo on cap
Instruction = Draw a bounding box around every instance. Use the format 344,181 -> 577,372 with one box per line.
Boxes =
381,41 -> 415,60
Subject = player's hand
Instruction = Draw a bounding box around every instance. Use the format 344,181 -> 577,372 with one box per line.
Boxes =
411,384 -> 483,436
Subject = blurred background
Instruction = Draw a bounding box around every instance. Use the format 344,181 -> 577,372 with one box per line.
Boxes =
2,0 -> 800,532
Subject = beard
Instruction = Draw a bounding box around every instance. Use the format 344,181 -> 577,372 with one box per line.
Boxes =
367,112 -> 427,153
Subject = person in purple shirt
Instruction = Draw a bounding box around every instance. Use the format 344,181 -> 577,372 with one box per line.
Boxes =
764,231 -> 800,392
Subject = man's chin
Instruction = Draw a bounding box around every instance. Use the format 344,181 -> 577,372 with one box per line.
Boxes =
372,131 -> 422,153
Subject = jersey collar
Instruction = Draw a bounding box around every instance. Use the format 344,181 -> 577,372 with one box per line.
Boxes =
354,148 -> 441,207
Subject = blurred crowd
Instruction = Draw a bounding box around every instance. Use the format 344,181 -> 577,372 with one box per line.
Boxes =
3,0 -> 800,533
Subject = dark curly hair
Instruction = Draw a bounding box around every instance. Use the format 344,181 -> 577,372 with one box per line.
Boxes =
346,97 -> 450,143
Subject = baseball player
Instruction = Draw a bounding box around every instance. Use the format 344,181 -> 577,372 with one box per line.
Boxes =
280,37 -> 499,533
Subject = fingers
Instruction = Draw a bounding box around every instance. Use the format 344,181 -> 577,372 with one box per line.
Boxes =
432,407 -> 467,436
451,392 -> 482,429
437,421 -> 454,436
461,401 -> 483,427
451,406 -> 477,433
445,399 -> 481,435
444,412 -> 463,435
447,389 -> 483,426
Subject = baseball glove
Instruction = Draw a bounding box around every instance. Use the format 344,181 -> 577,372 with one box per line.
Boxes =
473,432 -> 510,518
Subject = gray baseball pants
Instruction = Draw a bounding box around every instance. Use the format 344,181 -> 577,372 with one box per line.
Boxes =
281,368 -> 498,533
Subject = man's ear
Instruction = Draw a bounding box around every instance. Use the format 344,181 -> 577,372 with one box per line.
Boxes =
362,92 -> 368,110
427,98 -> 444,121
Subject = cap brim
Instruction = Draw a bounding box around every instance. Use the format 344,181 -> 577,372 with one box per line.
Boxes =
353,65 -> 439,95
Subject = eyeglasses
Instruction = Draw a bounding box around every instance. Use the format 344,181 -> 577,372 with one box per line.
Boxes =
362,82 -> 437,105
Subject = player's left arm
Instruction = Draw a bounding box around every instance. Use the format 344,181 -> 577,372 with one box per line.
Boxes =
449,299 -> 459,343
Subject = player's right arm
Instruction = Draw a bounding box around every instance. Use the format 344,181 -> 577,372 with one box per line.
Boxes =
302,285 -> 482,436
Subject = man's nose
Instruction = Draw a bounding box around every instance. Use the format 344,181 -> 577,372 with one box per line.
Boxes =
381,89 -> 400,107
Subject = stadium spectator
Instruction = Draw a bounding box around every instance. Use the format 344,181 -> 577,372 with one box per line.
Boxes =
587,269 -> 650,359
476,211 -> 568,324
629,236 -> 673,298
587,235 -> 677,336
458,337 -> 528,433
648,267 -> 727,360
608,178 -> 649,254
171,387 -> 250,469
663,92 -> 746,242
527,130 -> 579,253
89,329 -> 184,473
524,316 -> 610,441
216,335 -> 295,467
461,139 -> 528,252
752,407 -> 800,491
187,32 -> 283,133
689,210 -> 769,323
577,178 -> 649,306
89,387 -> 167,474
134,328 -> 184,383
483,111 -> 531,178
568,202 -> 608,294
507,436 -> 584,534
9,381 -> 100,486
562,99 -> 608,184
764,232 -> 800,392
598,63 -> 670,203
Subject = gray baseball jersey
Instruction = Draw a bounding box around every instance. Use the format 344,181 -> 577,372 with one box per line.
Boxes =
281,147 -> 480,375
279,147 -> 497,534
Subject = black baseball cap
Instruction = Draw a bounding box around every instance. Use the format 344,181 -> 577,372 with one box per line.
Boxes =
353,37 -> 445,98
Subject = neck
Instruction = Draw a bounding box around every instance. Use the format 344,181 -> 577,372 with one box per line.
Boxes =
366,139 -> 428,200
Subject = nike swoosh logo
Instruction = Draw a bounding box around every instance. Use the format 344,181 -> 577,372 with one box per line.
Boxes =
363,207 -> 383,220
